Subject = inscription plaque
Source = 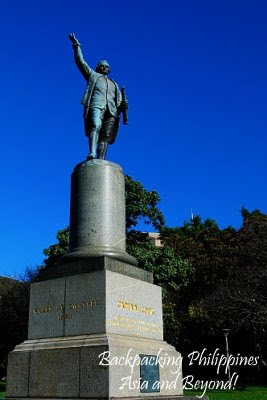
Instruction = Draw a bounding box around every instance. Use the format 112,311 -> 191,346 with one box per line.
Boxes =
139,354 -> 160,393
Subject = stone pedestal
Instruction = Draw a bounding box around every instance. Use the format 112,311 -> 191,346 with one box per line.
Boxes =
6,264 -> 185,399
60,160 -> 137,267
7,261 -> 186,399
6,160 -> 201,399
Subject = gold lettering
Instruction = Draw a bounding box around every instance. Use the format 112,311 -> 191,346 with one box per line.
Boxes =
117,300 -> 138,312
141,306 -> 155,315
55,304 -> 64,312
33,300 -> 99,316
32,305 -> 53,314
68,300 -> 99,310
117,301 -> 155,315
57,314 -> 73,321
107,316 -> 162,334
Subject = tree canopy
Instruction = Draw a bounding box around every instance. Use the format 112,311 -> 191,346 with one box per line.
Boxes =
0,280 -> 29,378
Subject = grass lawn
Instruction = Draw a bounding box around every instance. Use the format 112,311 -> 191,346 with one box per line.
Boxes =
0,382 -> 5,398
0,382 -> 267,399
185,386 -> 267,399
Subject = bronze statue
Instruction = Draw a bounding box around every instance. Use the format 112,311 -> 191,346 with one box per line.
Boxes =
69,33 -> 128,160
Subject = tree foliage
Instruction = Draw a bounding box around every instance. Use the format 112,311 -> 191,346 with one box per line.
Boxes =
125,175 -> 165,230
0,280 -> 29,378
43,228 -> 69,269
160,216 -> 237,303
202,208 -> 267,334
159,209 -> 267,382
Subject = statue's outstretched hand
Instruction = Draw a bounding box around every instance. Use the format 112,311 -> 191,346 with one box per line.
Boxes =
69,33 -> 81,46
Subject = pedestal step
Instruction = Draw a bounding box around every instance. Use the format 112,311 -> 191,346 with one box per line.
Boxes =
6,334 -> 185,399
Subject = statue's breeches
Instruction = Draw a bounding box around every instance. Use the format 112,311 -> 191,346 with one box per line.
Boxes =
84,108 -> 116,142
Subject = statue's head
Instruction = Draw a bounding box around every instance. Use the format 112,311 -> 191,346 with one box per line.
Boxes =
96,60 -> 110,75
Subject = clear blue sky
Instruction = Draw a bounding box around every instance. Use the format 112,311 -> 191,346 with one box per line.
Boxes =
0,0 -> 266,277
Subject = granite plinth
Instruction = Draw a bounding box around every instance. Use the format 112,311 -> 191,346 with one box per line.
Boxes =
40,256 -> 153,283
28,269 -> 162,340
60,160 -> 137,267
6,334 -> 184,399
6,267 -> 205,400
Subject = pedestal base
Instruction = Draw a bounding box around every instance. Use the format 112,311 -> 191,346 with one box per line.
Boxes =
6,264 -> 207,399
6,334 -> 184,399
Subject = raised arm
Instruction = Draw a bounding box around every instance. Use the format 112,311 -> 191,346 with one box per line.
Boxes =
69,33 -> 92,80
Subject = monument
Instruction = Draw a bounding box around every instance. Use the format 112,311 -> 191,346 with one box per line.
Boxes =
5,35 -> 205,400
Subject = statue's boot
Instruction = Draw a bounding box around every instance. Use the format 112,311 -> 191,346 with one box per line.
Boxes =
87,130 -> 99,160
97,141 -> 108,160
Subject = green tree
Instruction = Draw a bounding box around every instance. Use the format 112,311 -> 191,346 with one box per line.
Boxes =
201,209 -> 267,382
161,216 -> 237,303
43,228 -> 69,269
125,175 -> 165,230
0,280 -> 29,378
203,208 -> 267,332
160,210 -> 267,382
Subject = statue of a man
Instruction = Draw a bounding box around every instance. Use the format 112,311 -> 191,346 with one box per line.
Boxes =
69,33 -> 128,160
